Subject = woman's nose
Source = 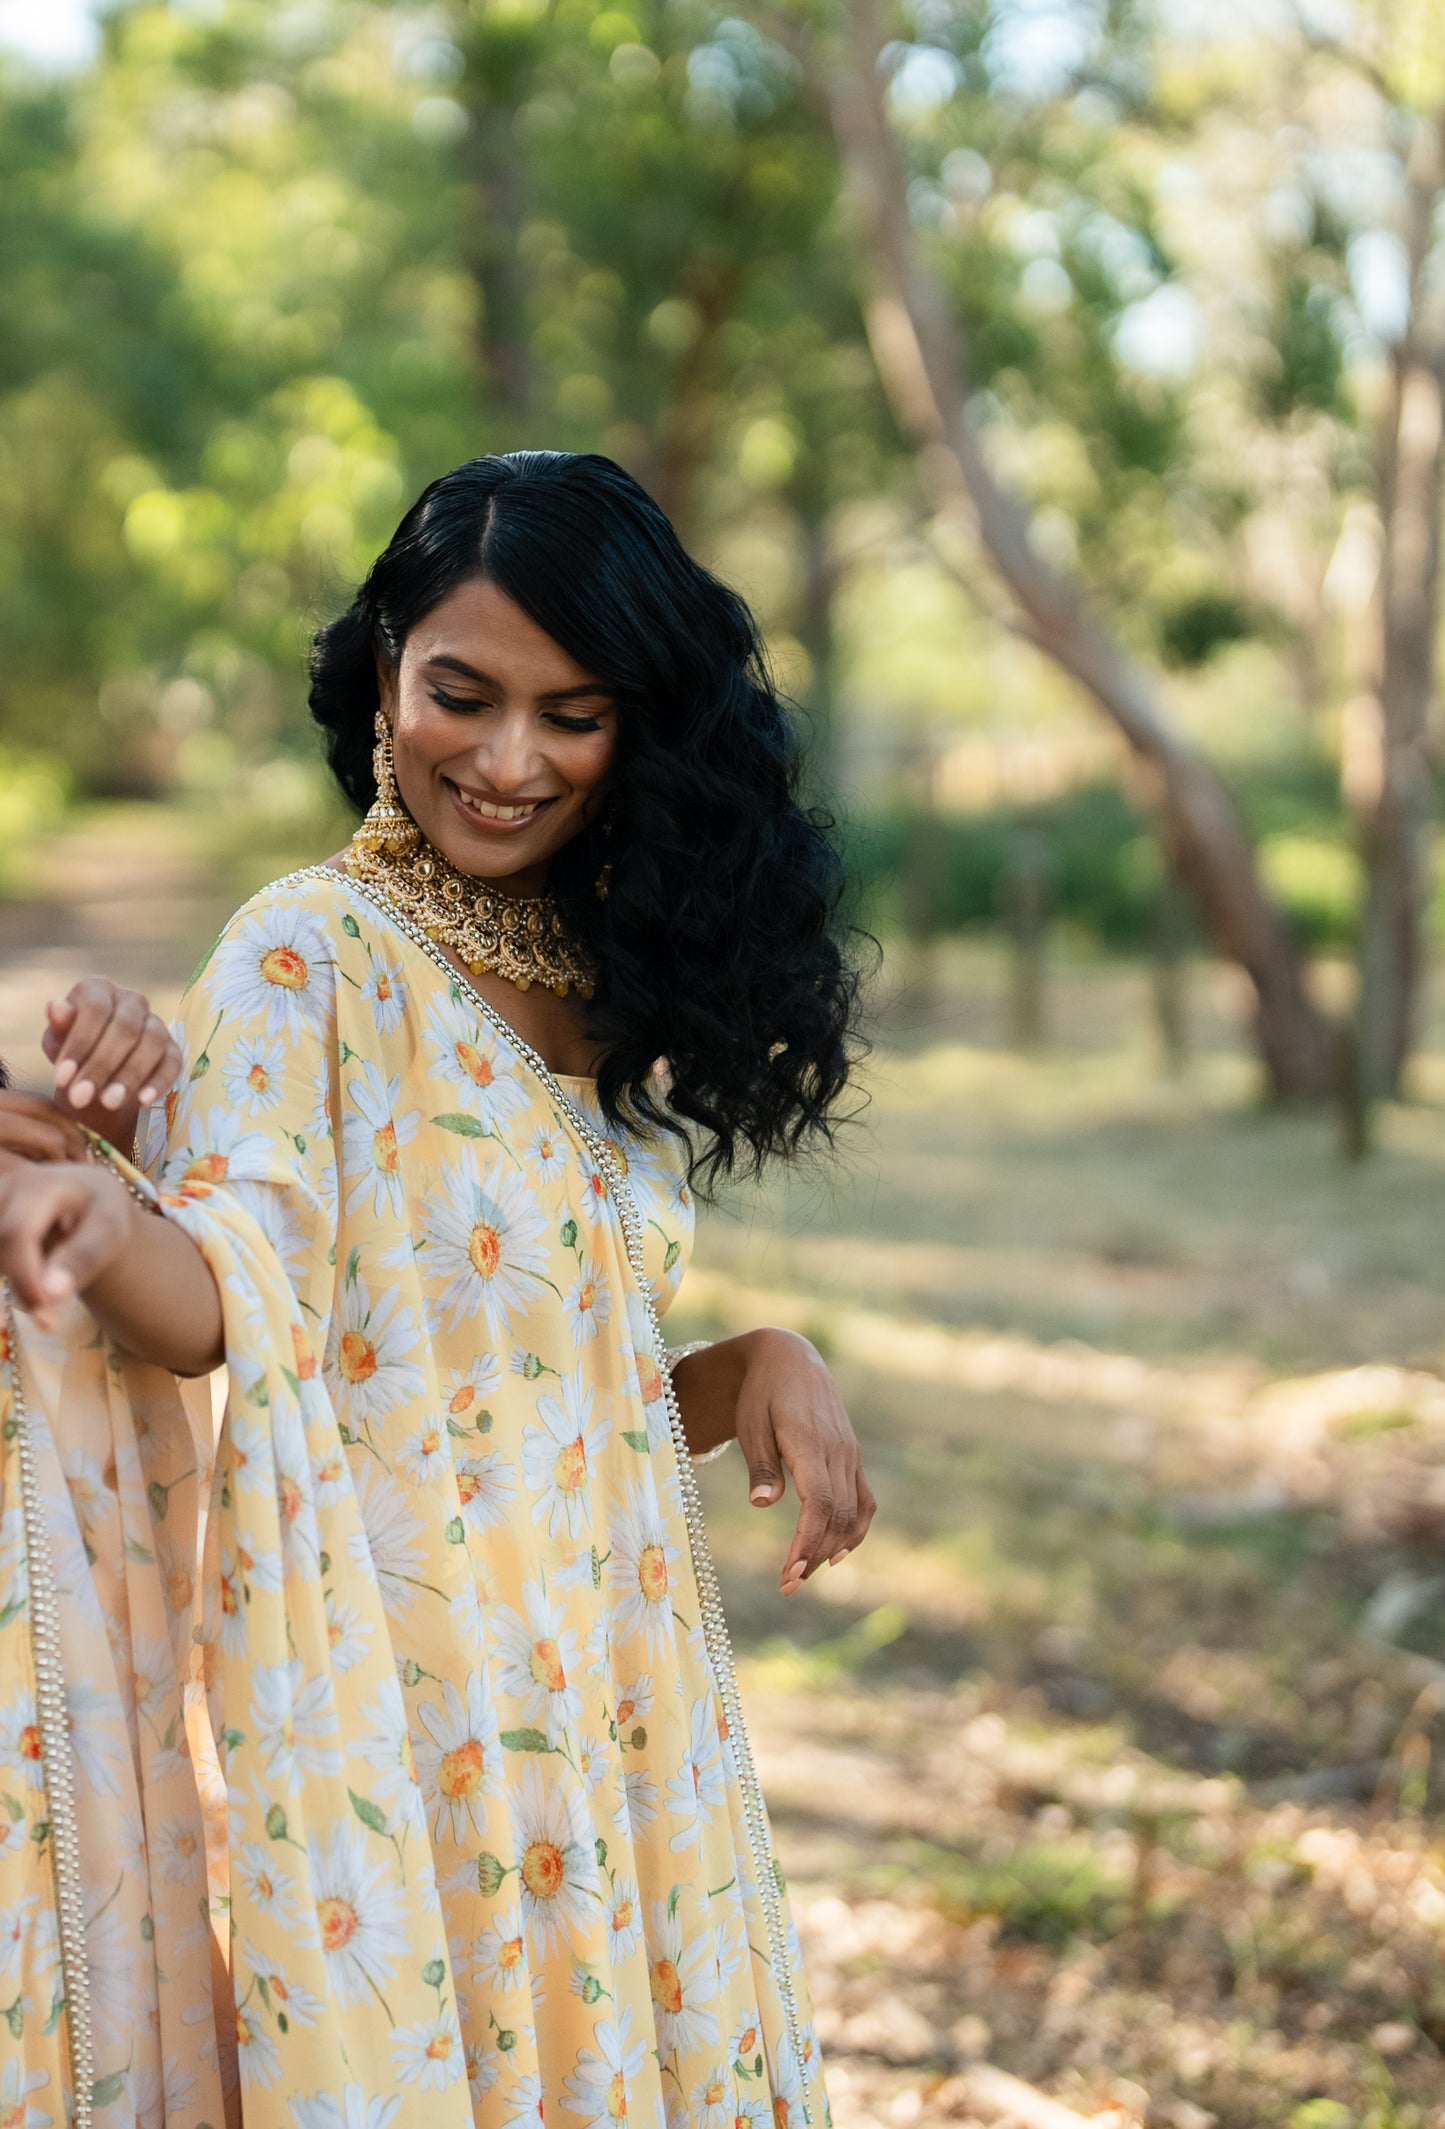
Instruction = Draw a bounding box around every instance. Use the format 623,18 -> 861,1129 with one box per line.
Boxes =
471,710 -> 545,794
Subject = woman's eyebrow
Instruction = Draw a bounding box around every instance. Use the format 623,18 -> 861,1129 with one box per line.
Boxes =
426,653 -> 613,704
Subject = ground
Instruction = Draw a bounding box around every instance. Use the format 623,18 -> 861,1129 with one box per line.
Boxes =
5,811 -> 1445,2129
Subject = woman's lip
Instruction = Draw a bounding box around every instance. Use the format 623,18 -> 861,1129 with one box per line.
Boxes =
444,778 -> 556,832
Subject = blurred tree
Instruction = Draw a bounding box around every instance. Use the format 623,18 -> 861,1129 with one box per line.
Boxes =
805,0 -> 1339,1098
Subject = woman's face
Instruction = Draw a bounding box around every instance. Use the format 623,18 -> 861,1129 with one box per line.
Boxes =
379,576 -> 619,895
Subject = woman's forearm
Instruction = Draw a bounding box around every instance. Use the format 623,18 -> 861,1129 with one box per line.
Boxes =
668,1332 -> 755,1455
83,1193 -> 225,1378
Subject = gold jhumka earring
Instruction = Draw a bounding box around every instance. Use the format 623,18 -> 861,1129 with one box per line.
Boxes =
351,709 -> 420,861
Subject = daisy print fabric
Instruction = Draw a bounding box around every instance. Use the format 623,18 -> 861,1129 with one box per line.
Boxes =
113,868 -> 826,2129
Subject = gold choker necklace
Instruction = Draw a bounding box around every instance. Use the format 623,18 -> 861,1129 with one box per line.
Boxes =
344,714 -> 597,999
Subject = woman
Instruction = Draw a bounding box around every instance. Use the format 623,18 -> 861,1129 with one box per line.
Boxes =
0,450 -> 873,2129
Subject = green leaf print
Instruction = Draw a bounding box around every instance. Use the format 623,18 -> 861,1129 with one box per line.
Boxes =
560,1218 -> 578,1249
342,913 -> 361,938
475,1852 -> 508,1896
421,1958 -> 446,1988
92,2072 -> 127,2107
630,1726 -> 648,1750
445,1517 -> 466,1545
499,1727 -> 552,1754
1,1794 -> 22,1822
621,1431 -> 650,1454
663,1240 -> 681,1272
2,1997 -> 20,2039
345,1247 -> 362,1285
432,1112 -> 490,1138
265,1804 -> 290,1841
348,1789 -> 390,1837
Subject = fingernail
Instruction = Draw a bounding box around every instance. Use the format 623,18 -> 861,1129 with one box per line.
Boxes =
137,1085 -> 157,1106
100,1083 -> 127,1110
54,1059 -> 76,1088
750,1485 -> 774,1504
43,1268 -> 72,1299
829,1549 -> 850,1567
70,1081 -> 94,1108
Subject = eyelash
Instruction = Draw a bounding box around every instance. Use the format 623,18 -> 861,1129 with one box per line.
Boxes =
430,688 -> 604,734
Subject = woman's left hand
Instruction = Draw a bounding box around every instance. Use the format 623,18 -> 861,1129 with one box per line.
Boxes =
671,1328 -> 876,1595
41,977 -> 181,1151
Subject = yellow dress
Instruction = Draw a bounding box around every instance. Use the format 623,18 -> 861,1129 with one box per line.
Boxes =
0,866 -> 828,2129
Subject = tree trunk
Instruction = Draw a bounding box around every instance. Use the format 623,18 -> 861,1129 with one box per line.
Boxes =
1353,120 -> 1445,1102
796,508 -> 840,794
459,41 -> 537,431
823,0 -> 1338,1099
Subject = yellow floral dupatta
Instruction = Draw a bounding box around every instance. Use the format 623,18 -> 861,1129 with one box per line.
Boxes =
1,867 -> 827,2129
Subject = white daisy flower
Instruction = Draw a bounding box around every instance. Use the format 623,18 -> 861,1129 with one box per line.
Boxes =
521,1369 -> 611,1538
614,1674 -> 655,1728
513,1760 -> 598,1960
151,1814 -> 206,1888
424,990 -> 530,1135
560,2005 -> 648,2129
67,1678 -> 126,1797
574,1732 -> 607,1794
414,1672 -> 502,1844
504,2073 -> 546,2129
356,1678 -> 425,1839
563,1256 -> 612,1349
241,1940 -> 325,2028
466,2038 -> 502,2105
210,899 -> 335,1045
606,1483 -> 679,1655
289,2083 -> 402,2129
323,1272 -> 427,1435
341,1061 -> 420,1220
771,2039 -> 807,2129
228,1178 -> 311,1298
161,1104 -> 274,1200
418,1152 -> 548,1338
574,1153 -> 612,1226
235,1842 -> 301,1931
644,1900 -> 720,2060
363,956 -> 409,1034
250,1659 -> 342,1795
470,1902 -> 530,1995
455,1449 -> 517,1533
440,1353 -> 502,1432
391,2007 -> 465,2091
228,1410 -> 274,1496
398,1419 -> 453,1486
309,1442 -> 350,1509
323,1591 -> 374,1673
688,2066 -> 734,2129
222,1033 -> 287,1117
604,1874 -> 642,1963
309,1058 -> 336,1141
305,1819 -> 409,2008
0,2060 -> 52,2129
492,1582 -> 583,1746
528,1119 -> 570,1184
615,1768 -> 658,1836
232,1528 -> 284,1597
620,1294 -> 671,1450
448,1579 -> 489,1654
0,1894 -> 36,1981
347,1461 -> 428,1618
664,1697 -> 727,1851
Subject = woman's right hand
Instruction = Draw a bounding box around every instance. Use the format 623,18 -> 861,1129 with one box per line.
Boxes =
0,1153 -> 134,1331
0,1090 -> 92,1166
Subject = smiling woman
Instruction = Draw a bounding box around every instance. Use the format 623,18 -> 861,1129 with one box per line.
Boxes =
0,449 -> 873,2129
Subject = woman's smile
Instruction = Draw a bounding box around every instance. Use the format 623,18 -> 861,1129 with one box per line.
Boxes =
442,775 -> 557,833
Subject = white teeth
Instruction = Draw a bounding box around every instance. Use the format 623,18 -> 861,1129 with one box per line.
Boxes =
453,786 -> 543,823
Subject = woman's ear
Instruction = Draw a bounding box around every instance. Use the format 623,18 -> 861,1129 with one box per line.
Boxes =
374,649 -> 399,724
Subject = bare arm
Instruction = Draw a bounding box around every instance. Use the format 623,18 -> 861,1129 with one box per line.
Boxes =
0,1157 -> 223,1377
670,1327 -> 877,1595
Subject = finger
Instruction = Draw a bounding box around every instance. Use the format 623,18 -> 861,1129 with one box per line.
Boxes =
99,1014 -> 172,1111
47,1188 -> 130,1296
0,1091 -> 90,1161
793,1448 -> 855,1584
50,979 -> 122,1096
830,1470 -> 877,1566
778,1444 -> 836,1593
60,992 -> 149,1112
136,1030 -> 183,1110
41,997 -> 76,1066
737,1394 -> 786,1508
0,1178 -> 72,1313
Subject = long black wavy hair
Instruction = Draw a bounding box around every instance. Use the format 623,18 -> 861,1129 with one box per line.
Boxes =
309,450 -> 865,1190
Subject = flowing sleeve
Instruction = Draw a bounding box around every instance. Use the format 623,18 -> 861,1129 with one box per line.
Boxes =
140,878 -> 344,1376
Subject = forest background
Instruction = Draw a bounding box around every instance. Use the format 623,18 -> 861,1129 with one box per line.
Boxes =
8,2 -> 1445,2126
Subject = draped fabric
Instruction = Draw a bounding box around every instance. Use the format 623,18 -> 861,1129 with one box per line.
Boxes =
0,869 -> 827,2129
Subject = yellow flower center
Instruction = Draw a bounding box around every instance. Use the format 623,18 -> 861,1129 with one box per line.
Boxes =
455,1041 -> 495,1089
521,1838 -> 565,1900
182,1151 -> 229,1186
649,1956 -> 683,2015
576,1281 -> 595,1314
338,1330 -> 377,1384
426,2031 -> 455,2062
637,1355 -> 663,1405
638,1543 -> 669,1603
448,1384 -> 477,1415
376,973 -> 392,1001
703,2081 -> 725,2107
468,1222 -> 501,1278
418,1428 -> 442,1459
608,2071 -> 629,2122
529,1638 -> 566,1693
498,1934 -> 523,1973
553,1436 -> 587,1493
438,1739 -> 487,1800
246,1063 -> 270,1094
610,1897 -> 634,1935
317,1895 -> 359,1951
372,1121 -> 399,1173
260,945 -> 308,990
18,1724 -> 41,1763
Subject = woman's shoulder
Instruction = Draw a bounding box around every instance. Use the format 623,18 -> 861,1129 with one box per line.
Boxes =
186,864 -> 361,1033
